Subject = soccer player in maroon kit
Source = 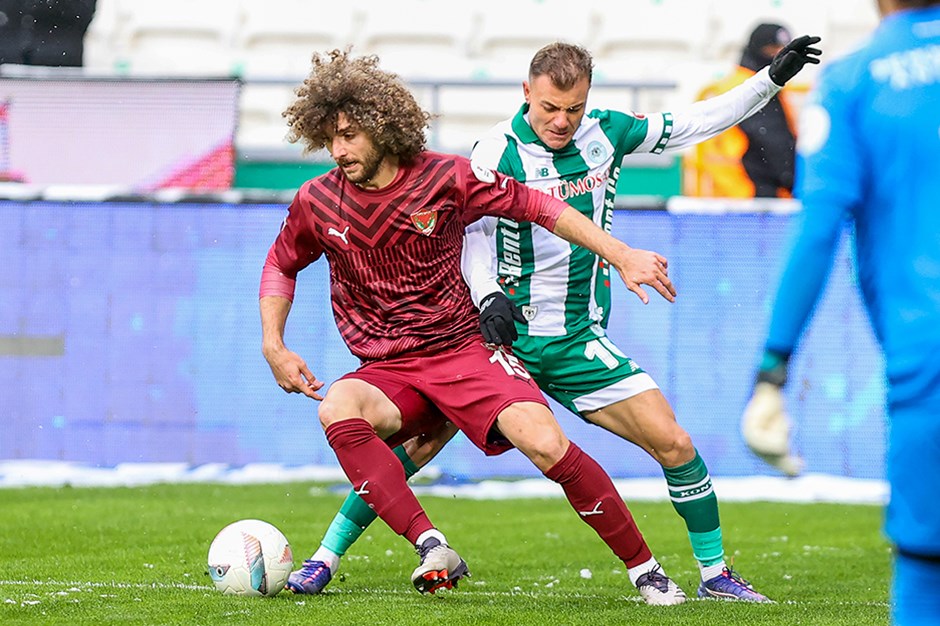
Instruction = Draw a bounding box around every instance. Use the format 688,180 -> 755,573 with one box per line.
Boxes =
259,49 -> 680,599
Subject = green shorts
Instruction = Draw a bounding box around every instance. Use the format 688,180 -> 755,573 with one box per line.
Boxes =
512,323 -> 658,418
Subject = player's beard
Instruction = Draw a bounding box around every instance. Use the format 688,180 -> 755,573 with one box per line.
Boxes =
340,144 -> 385,186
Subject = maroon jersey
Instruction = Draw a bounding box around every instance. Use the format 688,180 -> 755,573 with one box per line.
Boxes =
261,151 -> 565,361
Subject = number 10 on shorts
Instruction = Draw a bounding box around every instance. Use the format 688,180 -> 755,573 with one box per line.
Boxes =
584,337 -> 628,370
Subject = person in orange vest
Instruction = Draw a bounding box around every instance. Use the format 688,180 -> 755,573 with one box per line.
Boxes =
688,23 -> 798,198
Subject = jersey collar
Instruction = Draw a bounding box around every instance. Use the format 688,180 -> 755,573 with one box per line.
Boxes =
511,103 -> 541,144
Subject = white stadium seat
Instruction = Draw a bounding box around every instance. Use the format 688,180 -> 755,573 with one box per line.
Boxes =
235,0 -> 361,79
83,0 -> 124,72
87,2 -> 885,155
116,0 -> 241,76
592,0 -> 710,81
824,0 -> 881,60
706,0 -> 829,65
357,0 -> 478,79
470,0 -> 596,80
237,84 -> 297,149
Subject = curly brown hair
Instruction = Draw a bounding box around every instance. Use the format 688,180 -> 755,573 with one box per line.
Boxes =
283,49 -> 431,161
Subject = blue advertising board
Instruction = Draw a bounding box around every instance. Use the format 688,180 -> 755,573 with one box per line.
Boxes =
0,201 -> 884,479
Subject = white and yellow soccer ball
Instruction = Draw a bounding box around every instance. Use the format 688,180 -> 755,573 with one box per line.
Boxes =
207,519 -> 293,597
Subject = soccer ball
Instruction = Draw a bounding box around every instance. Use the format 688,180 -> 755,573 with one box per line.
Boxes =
207,519 -> 293,597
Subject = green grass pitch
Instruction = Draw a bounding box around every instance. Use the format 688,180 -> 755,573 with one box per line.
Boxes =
0,482 -> 889,625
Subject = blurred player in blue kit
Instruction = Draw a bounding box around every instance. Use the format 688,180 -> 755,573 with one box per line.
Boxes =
740,1 -> 940,623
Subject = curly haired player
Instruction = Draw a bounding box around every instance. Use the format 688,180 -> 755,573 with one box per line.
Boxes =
262,49 -> 683,602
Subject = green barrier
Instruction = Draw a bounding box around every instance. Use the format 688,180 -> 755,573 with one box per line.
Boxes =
234,156 -> 681,197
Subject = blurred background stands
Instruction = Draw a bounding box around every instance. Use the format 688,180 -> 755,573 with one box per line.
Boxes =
62,0 -> 881,193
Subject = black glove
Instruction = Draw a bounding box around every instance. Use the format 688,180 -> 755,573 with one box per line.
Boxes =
756,349 -> 791,387
479,291 -> 526,346
768,35 -> 822,86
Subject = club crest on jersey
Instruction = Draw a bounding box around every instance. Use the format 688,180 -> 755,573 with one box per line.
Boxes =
587,141 -> 607,163
410,208 -> 438,235
522,305 -> 538,321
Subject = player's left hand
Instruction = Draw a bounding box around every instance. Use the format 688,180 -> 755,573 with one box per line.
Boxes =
741,350 -> 803,476
769,35 -> 822,85
613,248 -> 676,304
479,291 -> 526,346
741,382 -> 804,476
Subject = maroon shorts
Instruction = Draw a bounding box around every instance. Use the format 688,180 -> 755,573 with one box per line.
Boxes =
342,335 -> 548,455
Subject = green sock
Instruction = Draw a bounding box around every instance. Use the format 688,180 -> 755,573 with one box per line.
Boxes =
663,449 -> 724,567
320,445 -> 419,557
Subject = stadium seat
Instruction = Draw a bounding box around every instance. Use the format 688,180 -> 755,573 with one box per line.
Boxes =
429,83 -> 523,155
116,0 -> 241,76
592,0 -> 710,81
584,75 -> 695,121
705,0 -> 830,66
237,84 -> 296,149
236,118 -> 293,151
470,0 -> 596,80
83,0 -> 124,72
357,0 -> 478,79
824,0 -> 880,60
235,0 -> 361,79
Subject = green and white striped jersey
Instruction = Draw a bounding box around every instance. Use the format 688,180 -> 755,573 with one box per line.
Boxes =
468,105 -> 671,337
464,68 -> 781,337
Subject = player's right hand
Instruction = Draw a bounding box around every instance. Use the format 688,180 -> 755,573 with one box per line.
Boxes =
263,346 -> 325,400
479,291 -> 526,346
741,382 -> 804,477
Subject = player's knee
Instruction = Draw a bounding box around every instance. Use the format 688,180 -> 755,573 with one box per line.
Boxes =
497,404 -> 569,470
318,396 -> 353,430
317,401 -> 337,430
515,429 -> 568,470
656,429 -> 695,467
532,436 -> 568,468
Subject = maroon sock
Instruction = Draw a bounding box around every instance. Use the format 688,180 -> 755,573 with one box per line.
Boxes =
544,442 -> 652,568
325,418 -> 433,544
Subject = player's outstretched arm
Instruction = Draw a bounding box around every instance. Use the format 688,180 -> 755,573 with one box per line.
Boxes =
661,35 -> 821,153
260,295 -> 325,400
551,206 -> 676,304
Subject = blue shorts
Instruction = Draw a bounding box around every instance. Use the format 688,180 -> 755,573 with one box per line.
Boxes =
885,403 -> 940,556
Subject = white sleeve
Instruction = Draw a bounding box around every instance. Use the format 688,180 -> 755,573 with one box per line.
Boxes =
641,67 -> 783,154
461,217 -> 501,309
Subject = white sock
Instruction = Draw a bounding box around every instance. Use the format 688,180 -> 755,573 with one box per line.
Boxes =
627,557 -> 661,587
700,562 -> 727,582
312,546 -> 341,574
415,528 -> 447,547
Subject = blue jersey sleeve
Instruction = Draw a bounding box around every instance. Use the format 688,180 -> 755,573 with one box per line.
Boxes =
763,63 -> 860,356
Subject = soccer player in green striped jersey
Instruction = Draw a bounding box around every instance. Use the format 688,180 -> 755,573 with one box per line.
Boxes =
293,39 -> 820,603
461,40 -> 818,602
